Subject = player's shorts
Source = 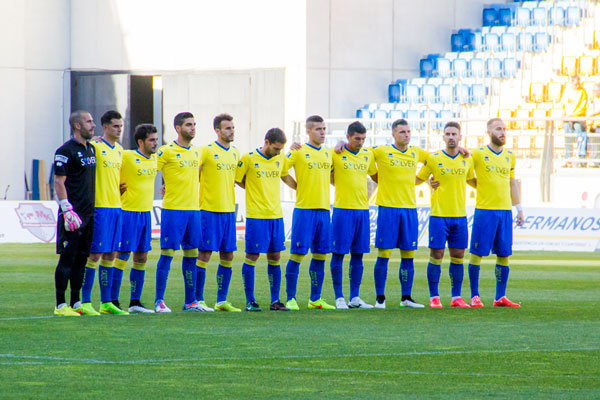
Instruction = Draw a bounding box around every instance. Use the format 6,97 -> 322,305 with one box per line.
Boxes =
375,206 -> 418,250
118,210 -> 152,253
56,213 -> 94,257
331,208 -> 370,254
290,208 -> 331,255
428,216 -> 468,250
90,207 -> 122,253
469,208 -> 513,257
160,209 -> 201,250
199,210 -> 237,253
245,218 -> 285,254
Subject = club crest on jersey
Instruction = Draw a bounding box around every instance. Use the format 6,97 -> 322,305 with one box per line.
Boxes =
364,156 -> 368,161
506,157 -> 510,162
276,161 -> 280,167
238,161 -> 243,167
463,160 -> 466,166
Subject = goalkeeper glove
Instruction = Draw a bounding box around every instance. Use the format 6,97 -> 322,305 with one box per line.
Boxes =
59,199 -> 82,231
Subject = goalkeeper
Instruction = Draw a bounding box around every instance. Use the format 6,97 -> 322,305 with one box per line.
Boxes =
52,110 -> 98,316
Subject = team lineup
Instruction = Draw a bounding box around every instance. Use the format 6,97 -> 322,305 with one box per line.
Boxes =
52,110 -> 525,316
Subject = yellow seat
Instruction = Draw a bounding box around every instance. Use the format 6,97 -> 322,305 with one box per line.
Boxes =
529,82 -> 545,103
561,56 -> 577,76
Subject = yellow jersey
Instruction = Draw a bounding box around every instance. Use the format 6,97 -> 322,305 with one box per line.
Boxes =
471,146 -> 515,210
200,141 -> 239,213
120,150 -> 157,212
235,149 -> 288,219
332,146 -> 377,209
157,141 -> 200,211
92,139 -> 122,208
285,144 -> 332,210
372,145 -> 428,208
417,151 -> 474,217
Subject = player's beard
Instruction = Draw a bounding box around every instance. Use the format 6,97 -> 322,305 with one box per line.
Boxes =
491,135 -> 505,146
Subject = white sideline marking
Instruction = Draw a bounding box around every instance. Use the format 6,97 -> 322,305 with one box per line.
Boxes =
0,315 -> 56,321
1,346 -> 598,367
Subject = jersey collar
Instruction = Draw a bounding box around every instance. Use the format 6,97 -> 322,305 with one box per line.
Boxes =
305,143 -> 321,151
101,138 -> 115,149
442,150 -> 459,159
344,145 -> 359,155
214,141 -> 230,151
135,149 -> 151,160
486,144 -> 503,155
173,141 -> 190,150
392,144 -> 408,153
256,148 -> 271,160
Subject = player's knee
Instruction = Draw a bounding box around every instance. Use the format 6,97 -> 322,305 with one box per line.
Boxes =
377,249 -> 392,259
312,253 -> 327,261
430,249 -> 445,260
183,248 -> 198,258
245,253 -> 260,263
88,253 -> 101,262
496,256 -> 510,266
400,250 -> 415,259
132,252 -> 147,264
161,248 -> 175,257
266,252 -> 280,263
219,251 -> 234,262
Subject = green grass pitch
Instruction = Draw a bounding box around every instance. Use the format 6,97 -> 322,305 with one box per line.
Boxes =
0,242 -> 598,399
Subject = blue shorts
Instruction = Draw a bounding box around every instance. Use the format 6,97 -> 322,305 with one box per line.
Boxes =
160,209 -> 201,250
470,209 -> 513,257
90,207 -> 122,253
375,206 -> 418,250
118,210 -> 152,253
199,210 -> 237,252
429,216 -> 468,249
332,208 -> 371,254
245,218 -> 286,254
290,208 -> 331,255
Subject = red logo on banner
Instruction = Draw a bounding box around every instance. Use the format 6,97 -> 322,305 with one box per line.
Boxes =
14,203 -> 56,242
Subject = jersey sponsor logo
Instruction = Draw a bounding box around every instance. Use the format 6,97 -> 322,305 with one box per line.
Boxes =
137,167 -> 158,176
14,203 -> 56,242
102,160 -> 121,169
307,161 -> 332,170
178,160 -> 199,168
343,162 -> 367,171
441,167 -> 466,176
256,170 -> 280,178
484,165 -> 510,175
55,155 -> 68,163
216,162 -> 236,171
389,159 -> 416,168
80,156 -> 96,166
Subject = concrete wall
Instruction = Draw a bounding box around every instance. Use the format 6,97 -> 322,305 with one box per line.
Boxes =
306,0 -> 491,118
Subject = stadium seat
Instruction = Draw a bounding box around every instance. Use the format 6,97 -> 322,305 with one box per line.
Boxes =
452,58 -> 468,78
451,33 -> 464,52
405,84 -> 420,103
406,109 -> 420,128
439,109 -> 454,123
483,8 -> 498,26
469,58 -> 484,77
545,81 -> 563,103
566,6 -> 581,26
373,109 -> 388,120
561,56 -> 577,76
515,8 -> 531,26
422,84 -> 437,103
438,84 -> 452,103
502,58 -> 518,77
483,33 -> 500,51
529,82 -> 545,102
421,109 -> 439,130
514,108 -> 530,130
379,103 -> 395,112
436,58 -> 451,78
578,55 -> 594,76
454,85 -> 471,104
388,82 -> 402,103
501,32 -> 516,52
518,32 -> 534,51
521,1 -> 539,10
534,32 -> 549,52
498,8 -> 512,26
486,58 -> 502,78
367,103 -> 378,112
420,58 -> 435,78
389,109 -> 405,122
549,6 -> 566,25
532,7 -> 547,25
356,108 -> 371,119
594,31 -> 600,49
531,108 -> 548,129
471,83 -> 486,104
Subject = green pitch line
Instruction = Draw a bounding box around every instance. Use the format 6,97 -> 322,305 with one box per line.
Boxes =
0,242 -> 598,399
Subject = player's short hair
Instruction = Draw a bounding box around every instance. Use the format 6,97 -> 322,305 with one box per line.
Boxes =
306,115 -> 324,129
487,117 -> 503,131
213,113 -> 233,130
173,112 -> 194,129
347,121 -> 367,136
265,128 -> 286,144
69,110 -> 89,131
134,124 -> 158,144
392,119 -> 409,130
100,110 -> 122,126
444,121 -> 461,132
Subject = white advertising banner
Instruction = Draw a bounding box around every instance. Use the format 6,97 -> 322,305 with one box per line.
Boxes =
1,201 -> 599,252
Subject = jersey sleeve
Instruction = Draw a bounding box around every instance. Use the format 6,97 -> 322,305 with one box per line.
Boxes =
417,147 -> 429,163
416,162 -> 432,181
156,146 -> 168,171
509,152 -> 515,178
280,155 -> 289,177
285,149 -> 297,169
367,151 -> 377,175
53,147 -> 70,176
235,154 -> 249,183
466,157 -> 475,180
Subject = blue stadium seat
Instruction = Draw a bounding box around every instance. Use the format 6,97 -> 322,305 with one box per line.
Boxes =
406,109 -> 420,128
451,33 -> 464,52
439,109 -> 453,123
420,58 -> 435,78
405,84 -> 421,103
518,32 -> 534,51
356,108 -> 371,119
389,109 -> 405,122
427,53 -> 442,71
379,103 -> 395,112
367,103 -> 378,112
515,8 -> 531,26
532,7 -> 547,25
566,6 -> 581,26
388,82 -> 402,103
373,109 -> 388,120
484,33 -> 500,51
549,6 -> 565,25
502,57 -> 518,77
452,58 -> 468,78
486,58 -> 502,77
501,32 -> 516,51
454,85 -> 471,104
422,109 -> 439,130
471,83 -> 486,104
469,58 -> 484,77
498,8 -> 512,26
483,8 -> 498,26
436,58 -> 451,78
534,32 -> 549,51
422,84 -> 437,103
438,84 -> 452,103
